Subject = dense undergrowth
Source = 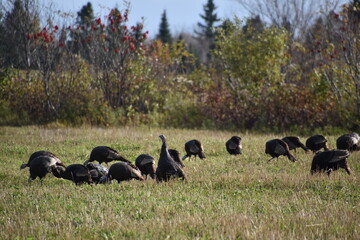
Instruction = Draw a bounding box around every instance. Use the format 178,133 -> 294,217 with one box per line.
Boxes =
1,3 -> 360,132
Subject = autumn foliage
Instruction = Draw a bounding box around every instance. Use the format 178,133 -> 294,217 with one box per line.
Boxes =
0,1 -> 359,131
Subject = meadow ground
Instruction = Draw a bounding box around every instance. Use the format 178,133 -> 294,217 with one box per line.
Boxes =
0,126 -> 359,239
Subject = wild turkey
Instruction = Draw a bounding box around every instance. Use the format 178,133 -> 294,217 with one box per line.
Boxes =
182,139 -> 205,160
281,136 -> 309,153
156,135 -> 186,182
168,149 -> 185,168
84,146 -> 132,165
336,133 -> 360,152
265,139 -> 296,162
306,135 -> 329,153
225,136 -> 242,155
85,162 -> 109,184
20,150 -> 65,170
28,155 -> 60,184
135,154 -> 156,179
106,162 -> 144,183
53,164 -> 93,185
310,150 -> 351,175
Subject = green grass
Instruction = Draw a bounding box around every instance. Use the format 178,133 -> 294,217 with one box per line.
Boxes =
0,126 -> 359,239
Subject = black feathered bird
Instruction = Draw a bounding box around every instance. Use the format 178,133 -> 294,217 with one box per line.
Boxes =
168,149 -> 185,168
28,155 -> 60,184
336,133 -> 360,152
53,164 -> 93,185
226,136 -> 242,155
106,162 -> 144,183
84,146 -> 132,165
156,135 -> 186,182
306,135 -> 329,153
182,139 -> 205,160
135,154 -> 156,179
282,136 -> 309,153
20,150 -> 65,170
85,162 -> 109,184
265,139 -> 296,162
310,150 -> 351,175
135,150 -> 185,180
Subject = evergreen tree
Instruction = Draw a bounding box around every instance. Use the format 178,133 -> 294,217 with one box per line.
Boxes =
77,2 -> 94,26
157,10 -> 172,44
195,0 -> 220,62
348,0 -> 360,21
0,0 -> 40,68
70,2 -> 95,61
243,15 -> 264,34
134,22 -> 143,41
196,0 -> 220,41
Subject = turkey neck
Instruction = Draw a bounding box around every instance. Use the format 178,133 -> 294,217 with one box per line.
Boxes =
117,155 -> 130,163
159,141 -> 170,163
161,141 -> 178,167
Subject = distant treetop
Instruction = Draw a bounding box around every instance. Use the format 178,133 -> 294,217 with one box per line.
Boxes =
157,10 -> 173,44
196,0 -> 220,40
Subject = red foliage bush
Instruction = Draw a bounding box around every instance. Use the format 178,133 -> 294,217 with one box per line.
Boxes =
201,84 -> 340,131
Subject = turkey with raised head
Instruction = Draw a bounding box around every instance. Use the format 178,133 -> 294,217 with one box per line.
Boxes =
27,155 -> 60,184
282,136 -> 309,153
53,164 -> 93,185
265,139 -> 296,162
336,133 -> 360,152
306,135 -> 329,153
156,135 -> 186,182
20,150 -> 65,170
182,139 -> 205,160
310,150 -> 351,175
84,146 -> 132,165
106,162 -> 144,183
135,154 -> 156,179
226,136 -> 242,155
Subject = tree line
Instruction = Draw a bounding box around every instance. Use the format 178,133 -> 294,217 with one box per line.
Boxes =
0,0 -> 359,133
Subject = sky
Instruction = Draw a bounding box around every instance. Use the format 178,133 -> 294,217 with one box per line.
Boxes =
42,0 -> 248,37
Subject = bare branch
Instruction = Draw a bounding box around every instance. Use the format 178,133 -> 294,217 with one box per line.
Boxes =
235,0 -> 342,38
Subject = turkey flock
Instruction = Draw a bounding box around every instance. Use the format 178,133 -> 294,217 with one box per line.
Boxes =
20,132 -> 359,185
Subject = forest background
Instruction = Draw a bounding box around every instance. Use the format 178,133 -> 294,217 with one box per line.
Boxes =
0,0 -> 359,134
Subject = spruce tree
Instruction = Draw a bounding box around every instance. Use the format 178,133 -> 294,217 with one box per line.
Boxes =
70,2 -> 95,61
195,0 -> 220,62
134,22 -> 144,42
76,2 -> 94,26
243,15 -> 264,33
196,0 -> 220,41
157,10 -> 172,44
348,0 -> 360,21
0,0 -> 40,68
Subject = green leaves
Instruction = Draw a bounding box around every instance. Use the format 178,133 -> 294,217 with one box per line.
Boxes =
214,19 -> 288,93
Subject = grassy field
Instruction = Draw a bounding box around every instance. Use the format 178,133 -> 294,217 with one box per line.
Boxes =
0,126 -> 359,239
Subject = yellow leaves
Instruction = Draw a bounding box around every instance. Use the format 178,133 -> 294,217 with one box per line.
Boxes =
149,40 -> 194,67
328,43 -> 335,52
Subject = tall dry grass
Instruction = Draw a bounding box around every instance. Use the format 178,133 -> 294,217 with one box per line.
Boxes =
0,126 -> 358,239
